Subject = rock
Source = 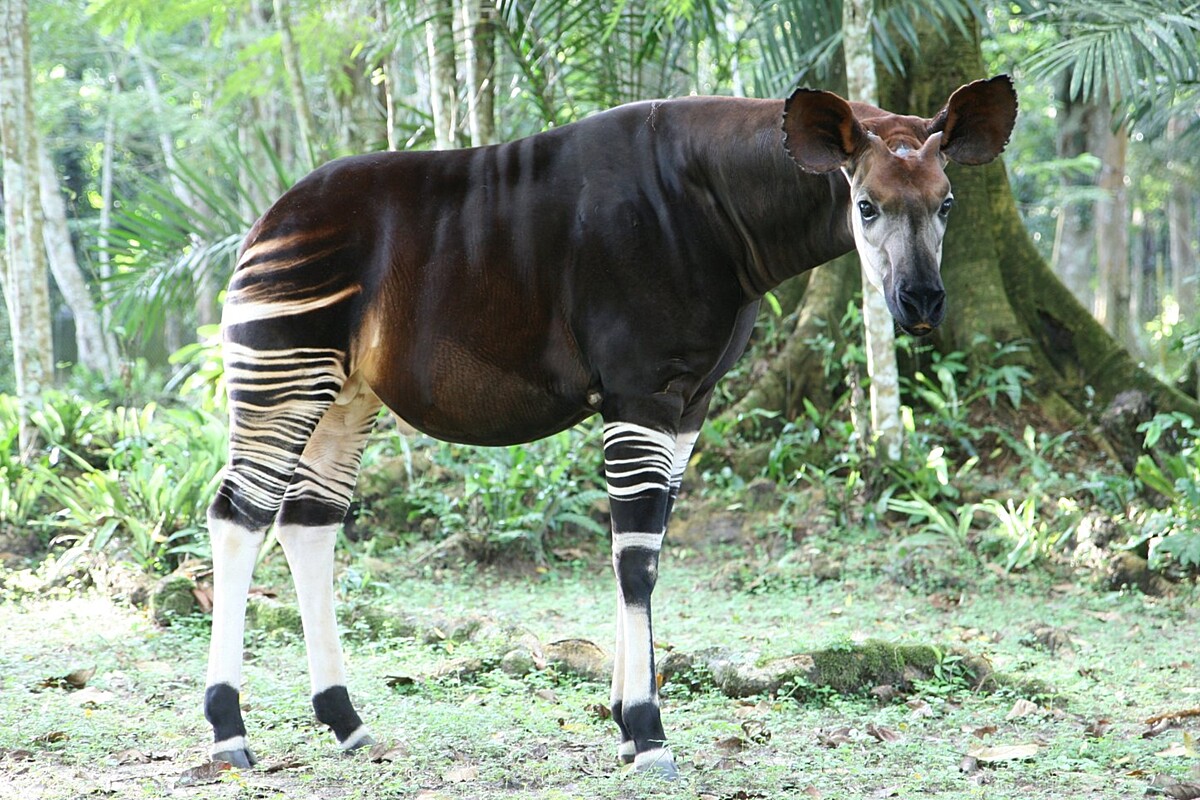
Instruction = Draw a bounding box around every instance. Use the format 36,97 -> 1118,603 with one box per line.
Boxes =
1105,551 -> 1173,596
1100,390 -> 1156,473
542,639 -> 611,682
246,596 -> 302,635
433,658 -> 485,681
500,647 -> 536,676
149,574 -> 198,625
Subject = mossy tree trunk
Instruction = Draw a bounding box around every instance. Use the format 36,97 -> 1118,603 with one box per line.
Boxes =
730,20 -> 1200,435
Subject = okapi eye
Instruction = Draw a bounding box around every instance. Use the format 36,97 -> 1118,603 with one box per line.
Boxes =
858,200 -> 878,221
939,197 -> 954,216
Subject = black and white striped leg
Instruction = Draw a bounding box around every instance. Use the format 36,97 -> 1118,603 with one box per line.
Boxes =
604,422 -> 681,776
203,342 -> 348,766
276,384 -> 380,753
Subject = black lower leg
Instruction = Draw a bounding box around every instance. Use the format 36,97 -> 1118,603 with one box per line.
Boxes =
312,686 -> 366,744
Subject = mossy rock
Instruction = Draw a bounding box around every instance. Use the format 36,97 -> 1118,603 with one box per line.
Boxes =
149,574 -> 198,625
687,640 -> 996,699
339,604 -> 420,641
246,596 -> 303,636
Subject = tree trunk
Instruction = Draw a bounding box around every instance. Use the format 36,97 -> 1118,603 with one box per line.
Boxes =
97,68 -> 118,341
38,142 -> 117,376
0,0 -> 54,454
1167,117 -> 1196,315
842,0 -> 902,461
272,0 -> 316,166
1051,78 -> 1098,309
461,0 -> 496,147
425,0 -> 458,150
1092,105 -> 1131,347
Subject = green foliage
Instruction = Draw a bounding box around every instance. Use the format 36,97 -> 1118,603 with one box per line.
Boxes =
1,386 -> 225,577
1133,413 -> 1200,570
357,423 -> 607,563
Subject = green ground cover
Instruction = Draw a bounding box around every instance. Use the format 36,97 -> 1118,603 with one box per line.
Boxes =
2,538 -> 1197,799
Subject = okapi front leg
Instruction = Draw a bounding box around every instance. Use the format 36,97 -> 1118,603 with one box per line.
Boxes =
603,422 -> 678,776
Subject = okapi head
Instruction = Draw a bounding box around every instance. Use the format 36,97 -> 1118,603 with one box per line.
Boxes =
782,75 -> 1018,335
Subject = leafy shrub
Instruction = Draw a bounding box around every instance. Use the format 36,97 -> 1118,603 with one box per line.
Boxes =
358,423 -> 608,563
1133,412 -> 1200,570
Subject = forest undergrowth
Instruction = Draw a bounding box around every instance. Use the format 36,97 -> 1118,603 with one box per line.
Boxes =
2,321 -> 1200,798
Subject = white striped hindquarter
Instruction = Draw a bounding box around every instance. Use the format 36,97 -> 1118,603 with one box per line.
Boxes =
204,228 -> 380,764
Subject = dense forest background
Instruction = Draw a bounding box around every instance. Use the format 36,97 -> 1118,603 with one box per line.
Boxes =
1,0 -> 1199,585
3,3 -> 1200,798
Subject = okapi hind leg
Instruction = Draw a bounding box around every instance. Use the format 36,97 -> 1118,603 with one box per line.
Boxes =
205,344 -> 349,768
276,374 -> 382,754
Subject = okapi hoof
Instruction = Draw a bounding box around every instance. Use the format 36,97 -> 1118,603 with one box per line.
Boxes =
630,748 -> 678,779
341,730 -> 376,754
212,745 -> 257,769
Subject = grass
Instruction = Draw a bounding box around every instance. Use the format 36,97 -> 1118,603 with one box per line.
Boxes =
1,532 -> 1198,799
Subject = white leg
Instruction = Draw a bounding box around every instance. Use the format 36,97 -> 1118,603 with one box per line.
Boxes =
204,515 -> 265,766
277,522 -> 372,750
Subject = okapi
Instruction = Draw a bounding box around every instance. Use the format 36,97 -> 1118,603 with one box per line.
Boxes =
204,75 -> 1017,775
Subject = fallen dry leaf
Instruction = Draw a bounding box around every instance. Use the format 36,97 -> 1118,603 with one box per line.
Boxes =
583,701 -> 611,720
367,741 -> 407,763
1147,709 -> 1200,726
972,724 -> 998,739
1162,783 -> 1200,799
1005,699 -> 1040,720
33,731 -> 69,744
817,727 -> 854,748
715,735 -> 746,754
1156,740 -> 1197,758
959,755 -> 979,774
534,688 -> 559,704
907,699 -> 935,718
801,786 -> 821,798
263,757 -> 306,773
111,748 -> 150,765
175,760 -> 231,787
1084,718 -> 1112,739
966,743 -> 1040,763
442,764 -> 479,783
866,723 -> 901,743
36,667 -> 95,692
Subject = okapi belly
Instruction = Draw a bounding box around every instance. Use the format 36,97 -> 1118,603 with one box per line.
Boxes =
361,336 -> 594,447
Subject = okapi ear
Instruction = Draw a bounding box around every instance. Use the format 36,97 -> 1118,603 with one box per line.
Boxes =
782,88 -> 868,173
928,75 -> 1018,165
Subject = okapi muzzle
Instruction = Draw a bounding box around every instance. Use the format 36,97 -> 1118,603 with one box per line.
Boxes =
202,74 -> 1017,777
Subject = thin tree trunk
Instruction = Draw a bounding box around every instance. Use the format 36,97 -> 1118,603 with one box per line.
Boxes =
425,0 -> 458,150
843,0 -> 902,461
97,68 -> 118,343
1167,117 -> 1196,314
1092,107 -> 1131,346
37,142 -> 117,376
1051,78 -> 1097,309
377,0 -> 399,151
0,0 -> 54,454
461,0 -> 495,147
272,0 -> 316,165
